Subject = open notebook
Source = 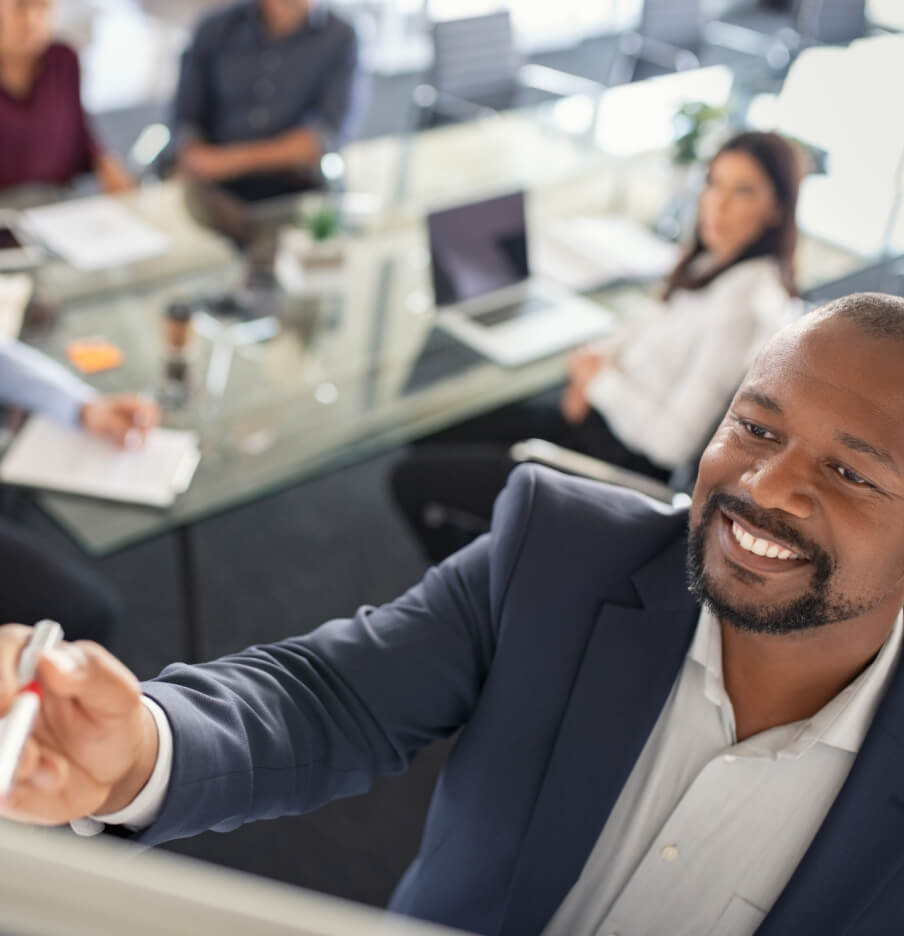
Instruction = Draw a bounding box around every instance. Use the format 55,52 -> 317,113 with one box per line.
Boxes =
22,196 -> 169,272
0,273 -> 31,339
0,416 -> 200,508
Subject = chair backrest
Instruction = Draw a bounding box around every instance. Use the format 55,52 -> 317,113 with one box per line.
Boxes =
801,256 -> 904,306
429,11 -> 521,109
775,36 -> 904,179
637,0 -> 705,51
796,0 -> 866,45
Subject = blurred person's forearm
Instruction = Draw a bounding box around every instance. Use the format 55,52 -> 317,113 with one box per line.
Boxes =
95,152 -> 135,193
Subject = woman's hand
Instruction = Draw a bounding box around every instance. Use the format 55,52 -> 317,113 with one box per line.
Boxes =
560,348 -> 606,424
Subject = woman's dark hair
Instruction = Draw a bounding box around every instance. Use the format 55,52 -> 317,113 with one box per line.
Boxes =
662,131 -> 799,300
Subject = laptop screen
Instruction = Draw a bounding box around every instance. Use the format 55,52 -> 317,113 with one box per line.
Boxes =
427,191 -> 529,307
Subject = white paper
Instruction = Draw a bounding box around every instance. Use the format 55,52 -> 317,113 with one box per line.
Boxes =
0,416 -> 200,508
534,215 -> 680,292
22,197 -> 169,272
0,273 -> 32,340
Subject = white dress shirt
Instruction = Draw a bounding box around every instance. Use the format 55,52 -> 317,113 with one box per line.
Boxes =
586,256 -> 794,469
78,607 -> 902,936
543,608 -> 903,936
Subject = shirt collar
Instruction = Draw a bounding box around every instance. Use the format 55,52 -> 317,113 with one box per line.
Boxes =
809,610 -> 902,753
251,0 -> 327,40
688,606 -> 727,709
689,607 -> 903,756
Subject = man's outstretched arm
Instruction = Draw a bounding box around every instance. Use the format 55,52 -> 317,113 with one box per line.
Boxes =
0,467 -> 539,843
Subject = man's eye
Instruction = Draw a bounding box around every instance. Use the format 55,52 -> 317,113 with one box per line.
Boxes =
740,419 -> 775,441
834,465 -> 872,487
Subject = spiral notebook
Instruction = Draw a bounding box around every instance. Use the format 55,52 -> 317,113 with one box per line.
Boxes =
0,416 -> 200,508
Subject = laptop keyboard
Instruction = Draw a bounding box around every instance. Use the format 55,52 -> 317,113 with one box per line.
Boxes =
470,295 -> 554,327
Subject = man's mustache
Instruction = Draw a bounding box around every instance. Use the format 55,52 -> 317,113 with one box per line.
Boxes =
699,491 -> 827,567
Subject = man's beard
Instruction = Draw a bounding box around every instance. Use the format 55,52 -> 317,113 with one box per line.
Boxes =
686,491 -> 867,635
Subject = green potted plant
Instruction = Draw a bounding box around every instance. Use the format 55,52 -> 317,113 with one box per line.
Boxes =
672,101 -> 727,165
275,200 -> 346,294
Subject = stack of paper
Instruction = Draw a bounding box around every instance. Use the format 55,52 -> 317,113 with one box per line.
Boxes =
22,196 -> 169,272
0,273 -> 32,339
0,416 -> 200,508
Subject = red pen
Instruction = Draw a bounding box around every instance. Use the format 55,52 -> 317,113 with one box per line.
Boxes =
0,620 -> 64,796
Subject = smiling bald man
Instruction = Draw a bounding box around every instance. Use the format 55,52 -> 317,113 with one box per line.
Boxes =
2,292 -> 904,936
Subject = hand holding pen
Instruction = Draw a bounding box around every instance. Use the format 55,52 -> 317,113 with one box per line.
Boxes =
0,624 -> 155,827
80,393 -> 162,449
0,620 -> 64,795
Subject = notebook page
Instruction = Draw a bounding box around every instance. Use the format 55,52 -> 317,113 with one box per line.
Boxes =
0,416 -> 200,508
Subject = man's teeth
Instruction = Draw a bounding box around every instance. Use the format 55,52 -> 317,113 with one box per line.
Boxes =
731,521 -> 798,560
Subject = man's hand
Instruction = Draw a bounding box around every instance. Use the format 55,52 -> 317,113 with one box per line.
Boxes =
0,626 -> 158,826
80,394 -> 161,448
560,348 -> 606,424
178,143 -> 250,181
178,129 -> 321,181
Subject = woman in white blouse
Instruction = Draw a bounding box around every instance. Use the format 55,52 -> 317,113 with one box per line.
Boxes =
393,131 -> 801,562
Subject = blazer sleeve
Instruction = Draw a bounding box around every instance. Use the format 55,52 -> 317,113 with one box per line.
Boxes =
135,466 -> 539,846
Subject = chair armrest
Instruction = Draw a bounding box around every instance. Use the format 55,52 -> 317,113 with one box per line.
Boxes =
510,438 -> 677,504
517,64 -> 607,98
128,122 -> 173,181
618,33 -> 700,72
412,84 -> 498,123
702,20 -> 798,69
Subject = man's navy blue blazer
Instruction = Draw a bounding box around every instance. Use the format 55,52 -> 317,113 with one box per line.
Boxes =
140,466 -> 904,935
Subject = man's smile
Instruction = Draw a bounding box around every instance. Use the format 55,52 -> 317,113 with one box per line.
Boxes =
715,509 -> 812,577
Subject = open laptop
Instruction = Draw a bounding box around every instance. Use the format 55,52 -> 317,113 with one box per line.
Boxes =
427,191 -> 613,368
0,819 -> 471,936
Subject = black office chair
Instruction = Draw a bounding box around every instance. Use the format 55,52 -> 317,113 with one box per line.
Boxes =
800,254 -> 904,307
510,438 -> 685,505
413,10 -> 604,129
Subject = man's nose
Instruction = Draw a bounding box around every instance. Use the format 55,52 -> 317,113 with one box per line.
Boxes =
739,445 -> 814,521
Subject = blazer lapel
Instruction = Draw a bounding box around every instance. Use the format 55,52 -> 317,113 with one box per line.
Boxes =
756,666 -> 904,934
499,534 -> 699,936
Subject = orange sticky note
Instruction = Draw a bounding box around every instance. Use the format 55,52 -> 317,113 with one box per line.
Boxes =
66,338 -> 124,374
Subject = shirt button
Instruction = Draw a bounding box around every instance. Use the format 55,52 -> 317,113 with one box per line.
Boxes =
249,107 -> 270,129
255,78 -> 275,100
660,844 -> 680,863
261,50 -> 281,70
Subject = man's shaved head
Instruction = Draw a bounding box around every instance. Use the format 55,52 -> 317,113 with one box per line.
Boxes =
807,291 -> 904,341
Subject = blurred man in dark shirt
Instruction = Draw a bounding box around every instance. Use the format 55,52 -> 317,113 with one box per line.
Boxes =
171,0 -> 367,201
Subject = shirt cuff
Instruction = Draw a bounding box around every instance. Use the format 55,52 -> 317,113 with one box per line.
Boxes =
300,120 -> 333,159
58,384 -> 99,430
70,695 -> 173,837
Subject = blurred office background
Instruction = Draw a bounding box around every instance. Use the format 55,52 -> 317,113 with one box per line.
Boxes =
5,0 -> 904,910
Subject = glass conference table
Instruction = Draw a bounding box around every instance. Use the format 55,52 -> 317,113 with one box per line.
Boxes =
6,72 -> 865,658
21,94 -> 643,559
8,99 -> 640,658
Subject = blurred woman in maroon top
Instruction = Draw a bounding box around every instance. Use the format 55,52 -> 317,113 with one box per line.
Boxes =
0,0 -> 132,192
